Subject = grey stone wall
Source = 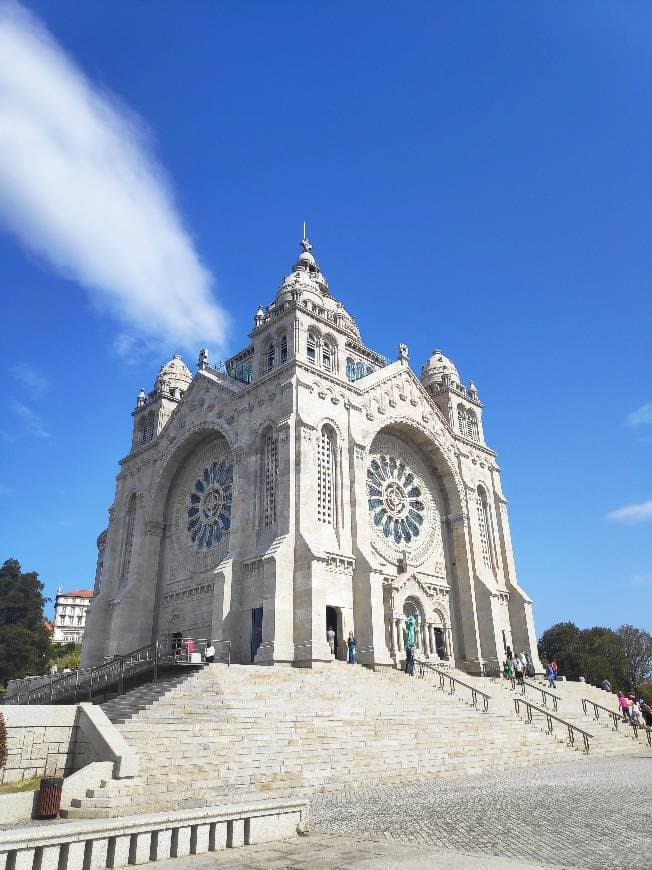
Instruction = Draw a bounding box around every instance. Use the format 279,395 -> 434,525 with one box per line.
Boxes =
0,707 -> 96,785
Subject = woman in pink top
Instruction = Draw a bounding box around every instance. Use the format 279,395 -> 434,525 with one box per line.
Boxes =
618,693 -> 630,721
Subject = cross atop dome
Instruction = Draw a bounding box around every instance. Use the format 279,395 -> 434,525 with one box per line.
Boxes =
300,222 -> 312,253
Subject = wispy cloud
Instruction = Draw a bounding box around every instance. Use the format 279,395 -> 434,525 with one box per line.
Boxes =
9,398 -> 51,438
606,500 -> 652,523
0,2 -> 228,353
632,574 -> 652,586
10,362 -> 49,395
626,402 -> 652,428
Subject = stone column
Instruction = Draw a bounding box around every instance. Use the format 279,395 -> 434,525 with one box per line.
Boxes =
427,623 -> 435,655
396,618 -> 404,652
387,618 -> 396,652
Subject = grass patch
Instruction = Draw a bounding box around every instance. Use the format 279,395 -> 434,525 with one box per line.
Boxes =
0,775 -> 41,794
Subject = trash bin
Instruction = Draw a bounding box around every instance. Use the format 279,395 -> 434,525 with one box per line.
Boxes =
35,777 -> 63,819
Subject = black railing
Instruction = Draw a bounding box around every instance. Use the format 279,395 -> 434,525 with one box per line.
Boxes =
417,660 -> 491,713
522,680 -> 559,712
581,699 -> 652,747
513,697 -> 593,753
0,637 -> 225,706
480,663 -> 502,682
581,698 -> 621,732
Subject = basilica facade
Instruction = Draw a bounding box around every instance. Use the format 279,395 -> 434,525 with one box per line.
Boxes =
81,237 -> 542,674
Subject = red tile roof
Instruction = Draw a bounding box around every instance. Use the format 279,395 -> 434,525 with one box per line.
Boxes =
58,589 -> 94,599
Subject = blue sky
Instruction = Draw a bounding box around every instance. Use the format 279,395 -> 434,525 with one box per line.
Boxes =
0,1 -> 650,631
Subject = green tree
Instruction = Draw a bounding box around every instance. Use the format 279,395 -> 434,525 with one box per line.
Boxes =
538,622 -> 583,679
616,624 -> 652,694
48,642 -> 81,672
0,559 -> 51,687
579,627 -> 625,687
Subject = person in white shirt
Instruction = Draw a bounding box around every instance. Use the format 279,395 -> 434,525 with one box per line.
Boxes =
205,641 -> 216,665
327,627 -> 335,655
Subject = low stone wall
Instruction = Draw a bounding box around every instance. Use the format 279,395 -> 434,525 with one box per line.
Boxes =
0,799 -> 308,870
0,706 -> 85,785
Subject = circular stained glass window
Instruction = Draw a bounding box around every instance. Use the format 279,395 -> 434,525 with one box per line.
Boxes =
367,454 -> 425,546
186,460 -> 232,550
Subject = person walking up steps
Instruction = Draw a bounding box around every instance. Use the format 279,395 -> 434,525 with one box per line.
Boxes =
347,631 -> 356,664
546,662 -> 557,689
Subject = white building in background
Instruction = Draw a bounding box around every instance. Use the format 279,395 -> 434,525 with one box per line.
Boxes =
82,234 -> 542,673
52,589 -> 94,644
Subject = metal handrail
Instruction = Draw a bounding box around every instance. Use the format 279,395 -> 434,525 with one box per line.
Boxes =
514,696 -> 593,753
581,698 -> 621,731
0,636 -> 210,706
581,699 -> 652,748
417,659 -> 491,713
522,680 -> 559,712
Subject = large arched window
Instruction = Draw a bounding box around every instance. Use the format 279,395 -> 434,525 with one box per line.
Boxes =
118,493 -> 137,587
279,335 -> 288,364
476,486 -> 495,572
467,410 -> 479,441
317,425 -> 336,525
262,429 -> 278,528
345,358 -> 355,381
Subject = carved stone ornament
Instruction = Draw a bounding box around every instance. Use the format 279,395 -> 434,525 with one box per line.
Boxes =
367,433 -> 445,568
172,440 -> 233,574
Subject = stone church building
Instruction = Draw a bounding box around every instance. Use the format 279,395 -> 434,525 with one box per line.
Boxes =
82,236 -> 541,674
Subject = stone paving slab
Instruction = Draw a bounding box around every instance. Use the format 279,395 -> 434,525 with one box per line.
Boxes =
152,833 -> 565,868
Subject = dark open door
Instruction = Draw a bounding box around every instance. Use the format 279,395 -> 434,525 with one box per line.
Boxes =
251,607 -> 263,662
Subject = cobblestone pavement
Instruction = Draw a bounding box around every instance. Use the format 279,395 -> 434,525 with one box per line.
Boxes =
154,756 -> 651,869
310,756 -> 652,868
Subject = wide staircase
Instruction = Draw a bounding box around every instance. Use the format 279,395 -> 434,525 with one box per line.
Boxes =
461,670 -> 651,759
61,661 -> 606,819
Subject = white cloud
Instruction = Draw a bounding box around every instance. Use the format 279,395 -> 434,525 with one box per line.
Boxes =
10,362 -> 49,394
9,398 -> 51,438
626,403 -> 652,428
0,2 -> 228,353
632,574 -> 652,586
605,500 -> 652,523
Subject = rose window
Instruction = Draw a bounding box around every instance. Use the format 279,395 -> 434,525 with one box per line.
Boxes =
367,454 -> 425,545
186,460 -> 233,550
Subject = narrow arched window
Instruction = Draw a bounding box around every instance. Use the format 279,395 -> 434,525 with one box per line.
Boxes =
118,493 -> 137,587
355,361 -> 365,380
280,335 -> 288,364
457,405 -> 468,437
322,341 -> 333,372
267,342 -> 275,372
307,333 -> 317,364
317,426 -> 336,525
476,486 -> 495,572
263,430 -> 278,527
467,410 -> 479,441
346,358 -> 355,381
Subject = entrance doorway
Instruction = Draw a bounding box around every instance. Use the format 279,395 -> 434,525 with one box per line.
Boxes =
434,627 -> 446,659
251,607 -> 263,662
326,606 -> 339,659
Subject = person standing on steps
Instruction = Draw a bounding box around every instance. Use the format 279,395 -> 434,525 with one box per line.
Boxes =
545,662 -> 557,689
514,656 -> 524,686
205,640 -> 215,665
347,631 -> 356,664
327,626 -> 335,656
618,692 -> 630,722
